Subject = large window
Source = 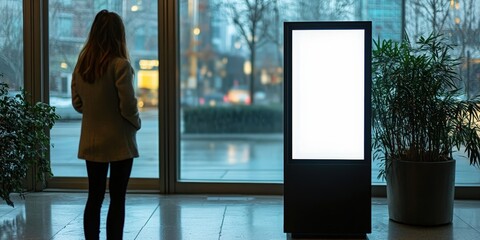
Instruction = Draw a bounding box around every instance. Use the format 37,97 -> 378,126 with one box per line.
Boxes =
43,0 -> 480,186
48,0 -> 159,178
179,0 -> 480,185
178,0 -> 366,183
0,0 -> 23,91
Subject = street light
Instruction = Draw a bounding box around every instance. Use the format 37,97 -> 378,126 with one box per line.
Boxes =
243,60 -> 252,75
261,69 -> 269,85
193,27 -> 201,36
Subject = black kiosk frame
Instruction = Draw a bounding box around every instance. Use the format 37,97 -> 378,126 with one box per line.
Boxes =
284,21 -> 372,238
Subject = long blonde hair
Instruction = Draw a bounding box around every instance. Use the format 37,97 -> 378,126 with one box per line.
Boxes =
75,10 -> 129,83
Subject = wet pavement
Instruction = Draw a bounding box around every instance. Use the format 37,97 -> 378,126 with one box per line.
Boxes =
50,108 -> 480,184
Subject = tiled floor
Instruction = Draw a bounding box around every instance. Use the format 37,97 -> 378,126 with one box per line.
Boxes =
1,193 -> 480,240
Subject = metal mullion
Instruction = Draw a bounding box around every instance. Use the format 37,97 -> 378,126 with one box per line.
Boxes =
159,0 -> 179,193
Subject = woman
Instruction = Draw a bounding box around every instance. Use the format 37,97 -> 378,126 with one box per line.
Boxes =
71,10 -> 141,240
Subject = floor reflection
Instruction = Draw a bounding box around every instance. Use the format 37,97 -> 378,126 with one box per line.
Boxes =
0,211 -> 25,240
1,193 -> 480,240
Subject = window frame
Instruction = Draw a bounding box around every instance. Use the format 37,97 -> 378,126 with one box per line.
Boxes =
18,0 -> 478,199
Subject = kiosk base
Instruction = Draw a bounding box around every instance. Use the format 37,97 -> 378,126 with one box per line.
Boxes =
290,233 -> 367,239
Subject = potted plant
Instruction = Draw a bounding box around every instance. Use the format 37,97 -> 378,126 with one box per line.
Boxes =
372,33 -> 480,225
0,78 -> 60,207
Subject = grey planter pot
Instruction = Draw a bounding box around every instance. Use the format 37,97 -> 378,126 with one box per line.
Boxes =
386,159 -> 455,226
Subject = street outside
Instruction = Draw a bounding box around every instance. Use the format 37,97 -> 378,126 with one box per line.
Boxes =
50,107 -> 284,181
50,107 -> 480,184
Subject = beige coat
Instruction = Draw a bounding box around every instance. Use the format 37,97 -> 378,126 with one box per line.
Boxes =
71,58 -> 141,162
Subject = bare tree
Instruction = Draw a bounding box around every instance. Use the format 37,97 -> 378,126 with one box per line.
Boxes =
405,0 -> 451,40
218,0 -> 276,104
264,0 -> 283,67
0,1 -> 23,89
293,0 -> 355,21
405,0 -> 480,96
450,0 -> 479,57
449,0 -> 480,96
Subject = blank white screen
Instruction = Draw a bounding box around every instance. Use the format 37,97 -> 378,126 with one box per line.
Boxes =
292,29 -> 364,160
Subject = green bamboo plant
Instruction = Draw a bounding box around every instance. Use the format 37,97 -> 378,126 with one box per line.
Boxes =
372,33 -> 480,180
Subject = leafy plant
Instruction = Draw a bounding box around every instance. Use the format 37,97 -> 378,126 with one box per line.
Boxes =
0,80 -> 60,207
372,33 -> 480,180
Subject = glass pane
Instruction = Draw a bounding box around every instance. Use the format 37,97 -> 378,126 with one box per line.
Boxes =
0,0 -> 23,90
49,0 -> 159,178
404,0 -> 480,185
178,0 -> 404,183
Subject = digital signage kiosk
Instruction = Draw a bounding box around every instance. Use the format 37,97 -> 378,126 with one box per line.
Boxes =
284,21 -> 372,238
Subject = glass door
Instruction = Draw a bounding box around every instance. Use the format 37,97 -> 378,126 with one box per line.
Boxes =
178,0 -> 284,183
48,0 -> 159,180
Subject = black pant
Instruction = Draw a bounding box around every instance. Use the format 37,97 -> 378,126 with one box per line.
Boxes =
84,158 -> 133,240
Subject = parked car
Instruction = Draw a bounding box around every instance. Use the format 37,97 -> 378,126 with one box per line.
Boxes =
226,86 -> 250,105
199,92 -> 228,107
